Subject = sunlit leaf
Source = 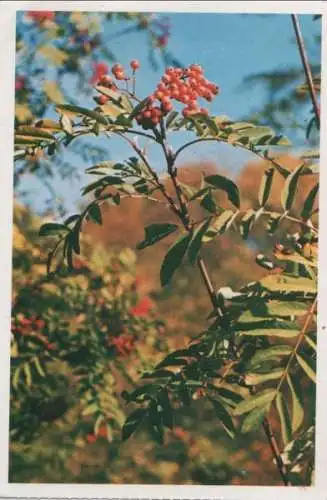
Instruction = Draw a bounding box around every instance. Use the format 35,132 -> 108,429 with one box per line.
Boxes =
233,389 -> 276,416
241,404 -> 269,433
276,392 -> 292,445
296,353 -> 316,383
286,374 -> 304,432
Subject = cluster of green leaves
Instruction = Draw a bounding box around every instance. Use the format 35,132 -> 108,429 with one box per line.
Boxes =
11,212 -> 165,447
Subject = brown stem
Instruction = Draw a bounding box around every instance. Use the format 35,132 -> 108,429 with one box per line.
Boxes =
291,14 -> 320,127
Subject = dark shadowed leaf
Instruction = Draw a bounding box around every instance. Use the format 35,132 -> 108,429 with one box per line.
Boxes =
205,174 -> 240,208
122,408 -> 148,441
209,397 -> 236,439
281,163 -> 305,211
160,232 -> 193,286
301,183 -> 319,221
188,218 -> 212,265
39,223 -> 69,237
258,167 -> 274,206
87,204 -> 102,225
137,223 -> 178,250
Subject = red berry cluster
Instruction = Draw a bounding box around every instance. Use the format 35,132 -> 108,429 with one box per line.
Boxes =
111,333 -> 135,357
12,314 -> 45,336
93,60 -> 140,106
26,11 -> 55,24
135,64 -> 219,128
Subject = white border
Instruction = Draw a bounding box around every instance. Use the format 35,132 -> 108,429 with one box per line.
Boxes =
0,1 -> 326,498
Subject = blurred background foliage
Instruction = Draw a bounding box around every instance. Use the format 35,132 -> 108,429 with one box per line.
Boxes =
10,10 -> 320,485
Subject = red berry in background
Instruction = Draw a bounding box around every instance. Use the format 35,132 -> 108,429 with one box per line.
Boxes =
114,71 -> 125,81
130,59 -> 140,71
157,34 -> 169,47
34,319 -> 45,329
130,296 -> 154,317
98,75 -> 113,87
90,62 -> 109,84
86,433 -> 97,444
27,11 -> 55,23
97,425 -> 108,438
15,76 -> 25,92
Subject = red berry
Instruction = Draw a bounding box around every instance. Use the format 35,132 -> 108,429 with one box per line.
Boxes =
162,101 -> 173,112
95,95 -> 109,105
130,59 -> 140,71
86,433 -> 97,444
99,75 -> 113,87
115,71 -> 125,81
112,63 -> 124,74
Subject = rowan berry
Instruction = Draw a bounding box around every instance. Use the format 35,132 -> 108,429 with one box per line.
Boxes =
130,59 -> 140,71
95,95 -> 109,105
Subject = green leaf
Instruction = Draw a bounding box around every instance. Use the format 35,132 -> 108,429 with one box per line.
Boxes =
160,232 -> 192,286
137,223 -> 178,250
281,164 -> 305,211
59,113 -> 73,135
87,204 -> 102,225
248,345 -> 292,368
188,218 -> 212,265
300,183 -> 319,221
241,405 -> 269,433
200,190 -> 218,213
258,167 -> 274,206
276,392 -> 292,445
286,374 -> 304,432
16,126 -> 56,140
205,174 -> 240,208
209,397 -> 235,439
82,175 -> 123,195
296,353 -> 316,383
260,275 -> 316,294
240,209 -> 256,239
158,389 -> 174,429
39,223 -> 69,237
56,104 -> 108,125
239,328 -> 299,338
304,334 -> 316,351
265,300 -> 309,317
122,408 -> 147,441
33,357 -> 46,377
233,389 -> 276,416
129,97 -> 150,119
166,110 -> 179,129
23,364 -> 32,388
202,210 -> 235,243
82,403 -> 98,416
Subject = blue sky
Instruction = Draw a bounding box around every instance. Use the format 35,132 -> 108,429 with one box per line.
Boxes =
17,12 -> 321,215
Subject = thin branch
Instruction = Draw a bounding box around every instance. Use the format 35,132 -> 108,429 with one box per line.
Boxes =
291,14 -> 320,128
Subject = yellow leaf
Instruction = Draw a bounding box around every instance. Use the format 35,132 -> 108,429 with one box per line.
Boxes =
15,103 -> 33,123
38,45 -> 69,66
43,81 -> 65,104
